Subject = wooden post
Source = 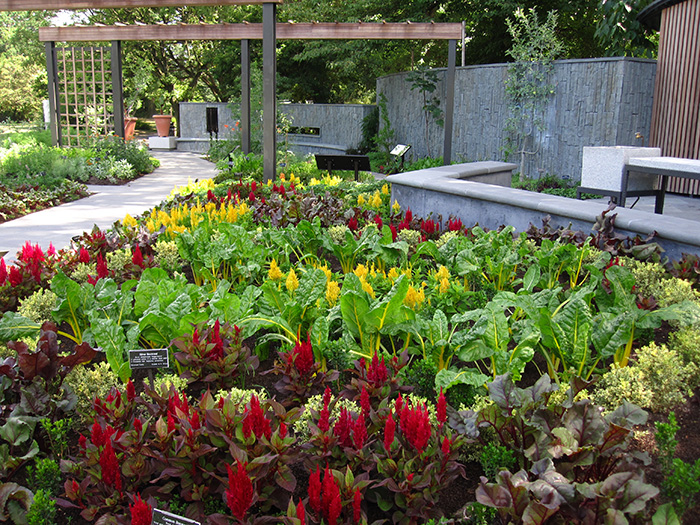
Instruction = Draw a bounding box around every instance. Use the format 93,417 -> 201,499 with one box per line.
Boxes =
45,41 -> 61,146
443,39 -> 456,165
111,40 -> 124,138
241,38 -> 251,154
262,2 -> 276,182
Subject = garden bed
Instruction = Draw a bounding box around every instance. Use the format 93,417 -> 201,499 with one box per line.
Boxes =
1,170 -> 699,524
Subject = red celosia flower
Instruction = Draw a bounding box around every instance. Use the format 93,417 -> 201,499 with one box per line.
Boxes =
251,181 -> 257,192
167,413 -> 176,434
189,411 -> 201,430
78,434 -> 87,451
248,191 -> 256,202
91,420 -> 104,447
130,493 -> 152,525
308,466 -> 322,514
360,385 -> 370,416
132,245 -> 144,268
348,216 -> 358,231
134,418 -> 143,435
226,460 -> 253,521
322,386 -> 332,406
99,439 -> 121,491
323,466 -> 342,525
192,328 -> 199,345
395,393 -> 403,414
280,421 -> 288,439
243,394 -> 271,440
448,217 -> 463,231
353,489 -> 362,524
367,353 -> 388,386
389,224 -> 397,241
126,380 -> 136,402
384,411 -> 395,452
96,254 -> 109,279
87,275 -> 97,286
9,266 -> 22,287
280,184 -> 287,196
333,408 -> 352,448
407,473 -> 414,483
47,243 -> 56,257
0,258 -> 6,286
293,334 -> 314,376
79,247 -> 90,264
352,413 -> 367,450
318,388 -> 331,432
400,401 -> 431,453
404,208 -> 413,223
209,319 -> 224,359
437,387 -> 447,426
207,189 -> 216,201
442,436 -> 451,457
297,499 -> 306,525
421,218 -> 439,236
373,214 -> 383,229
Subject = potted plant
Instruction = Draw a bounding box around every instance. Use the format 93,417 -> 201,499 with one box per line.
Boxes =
123,95 -> 140,141
153,94 -> 172,137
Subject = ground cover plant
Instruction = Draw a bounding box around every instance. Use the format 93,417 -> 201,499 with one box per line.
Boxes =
0,133 -> 159,223
0,166 -> 699,524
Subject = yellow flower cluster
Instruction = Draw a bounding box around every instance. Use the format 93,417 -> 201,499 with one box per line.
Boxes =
122,214 -> 138,228
404,283 -> 426,310
310,173 -> 343,186
392,200 -> 401,214
268,259 -> 283,281
434,265 -> 451,294
326,280 -> 341,305
144,200 -> 250,238
168,177 -> 216,199
357,190 -> 384,209
285,268 -> 299,292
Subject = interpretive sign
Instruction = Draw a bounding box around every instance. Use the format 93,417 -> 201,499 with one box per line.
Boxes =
128,348 -> 169,369
153,509 -> 201,525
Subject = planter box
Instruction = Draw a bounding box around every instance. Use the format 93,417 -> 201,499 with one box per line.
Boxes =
148,136 -> 177,150
581,146 -> 661,192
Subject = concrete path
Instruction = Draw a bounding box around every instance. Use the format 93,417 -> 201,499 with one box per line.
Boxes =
0,151 -> 216,263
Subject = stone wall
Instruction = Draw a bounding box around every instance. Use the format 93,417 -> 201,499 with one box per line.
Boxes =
377,57 -> 657,181
279,103 -> 375,156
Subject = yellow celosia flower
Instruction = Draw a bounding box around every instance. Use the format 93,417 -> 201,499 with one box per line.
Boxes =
387,267 -> 400,281
439,277 -> 450,294
319,263 -> 333,282
326,280 -> 340,305
436,265 -> 450,281
381,184 -> 389,195
404,284 -> 426,310
286,268 -> 299,292
357,194 -> 366,206
123,214 -> 137,228
268,259 -> 283,281
361,278 -> 375,299
392,200 -> 401,214
371,191 -> 383,208
402,267 -> 413,279
354,264 -> 369,280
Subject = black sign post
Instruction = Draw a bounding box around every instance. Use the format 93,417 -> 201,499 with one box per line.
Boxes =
152,508 -> 201,525
129,349 -> 170,390
314,154 -> 371,181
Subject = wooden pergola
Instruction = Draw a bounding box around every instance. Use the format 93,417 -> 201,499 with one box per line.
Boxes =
2,0 -> 461,181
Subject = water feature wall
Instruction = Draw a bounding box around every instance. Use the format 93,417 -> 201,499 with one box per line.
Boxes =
377,57 -> 657,181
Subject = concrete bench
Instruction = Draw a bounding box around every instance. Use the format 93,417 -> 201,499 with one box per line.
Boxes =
621,156 -> 700,214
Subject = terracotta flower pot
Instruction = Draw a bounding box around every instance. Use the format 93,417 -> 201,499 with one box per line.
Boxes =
153,114 -> 172,137
124,117 -> 138,140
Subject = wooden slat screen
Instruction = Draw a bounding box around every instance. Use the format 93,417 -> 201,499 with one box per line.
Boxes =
55,45 -> 113,146
649,0 -> 700,195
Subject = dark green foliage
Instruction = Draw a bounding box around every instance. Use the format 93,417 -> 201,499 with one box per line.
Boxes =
88,135 -> 156,175
403,358 -> 438,401
444,382 -> 478,410
357,106 -> 379,154
25,489 -> 57,525
479,442 -> 516,480
27,458 -> 61,496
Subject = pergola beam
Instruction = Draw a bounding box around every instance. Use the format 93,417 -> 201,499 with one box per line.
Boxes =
0,0 -> 279,10
39,22 -> 463,42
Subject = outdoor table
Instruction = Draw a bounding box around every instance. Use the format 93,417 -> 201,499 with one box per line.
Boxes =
621,157 -> 700,214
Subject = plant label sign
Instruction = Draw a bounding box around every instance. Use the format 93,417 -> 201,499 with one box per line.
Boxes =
128,348 -> 169,369
152,508 -> 200,525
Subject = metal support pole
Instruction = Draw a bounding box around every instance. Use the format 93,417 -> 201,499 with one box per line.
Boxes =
443,39 -> 456,165
45,41 -> 61,147
262,2 -> 277,182
241,39 -> 251,154
111,40 -> 125,138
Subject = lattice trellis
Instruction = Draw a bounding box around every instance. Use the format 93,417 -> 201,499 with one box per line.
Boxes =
55,45 -> 114,146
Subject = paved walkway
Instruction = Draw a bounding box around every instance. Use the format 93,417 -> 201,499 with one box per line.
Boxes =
0,151 -> 216,263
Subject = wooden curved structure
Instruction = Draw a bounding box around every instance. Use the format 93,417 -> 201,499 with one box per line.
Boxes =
640,0 -> 700,195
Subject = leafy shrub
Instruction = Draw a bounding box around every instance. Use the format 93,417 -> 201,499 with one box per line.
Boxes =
88,135 -> 155,175
63,362 -> 119,422
87,157 -> 136,183
479,442 -> 516,480
26,489 -> 56,525
27,458 -> 61,495
669,327 -> 700,388
594,342 -> 693,413
402,358 -> 438,400
18,289 -> 57,324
